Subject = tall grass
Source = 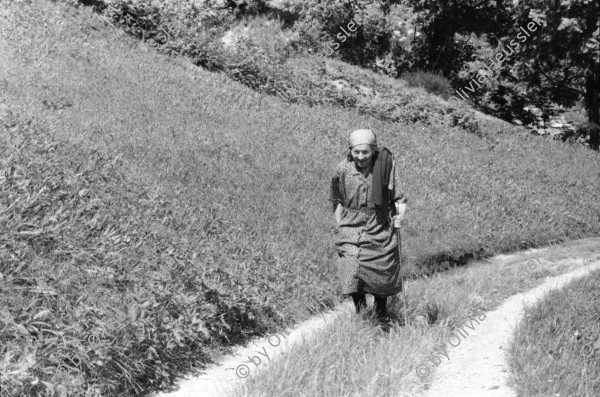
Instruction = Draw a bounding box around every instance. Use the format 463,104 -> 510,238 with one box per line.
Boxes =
0,107 -> 283,396
0,0 -> 600,394
231,246 -> 600,396
508,268 -> 600,397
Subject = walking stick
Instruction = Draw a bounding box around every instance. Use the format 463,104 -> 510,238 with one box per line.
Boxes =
394,201 -> 408,326
396,227 -> 408,326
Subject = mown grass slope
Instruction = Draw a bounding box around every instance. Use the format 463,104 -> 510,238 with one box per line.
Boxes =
87,0 -> 485,135
1,0 -> 600,395
231,243 -> 600,397
0,107 -> 280,396
508,268 -> 600,397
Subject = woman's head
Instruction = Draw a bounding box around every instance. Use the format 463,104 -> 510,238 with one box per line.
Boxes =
348,129 -> 378,170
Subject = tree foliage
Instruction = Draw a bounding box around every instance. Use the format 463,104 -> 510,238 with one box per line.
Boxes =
398,0 -> 599,149
510,0 -> 600,150
294,0 -> 394,66
400,0 -> 513,75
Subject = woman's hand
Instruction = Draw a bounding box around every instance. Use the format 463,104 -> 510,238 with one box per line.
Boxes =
393,201 -> 407,228
392,215 -> 404,228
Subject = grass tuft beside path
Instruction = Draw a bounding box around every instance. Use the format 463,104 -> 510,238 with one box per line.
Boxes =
508,268 -> 600,397
231,244 -> 600,397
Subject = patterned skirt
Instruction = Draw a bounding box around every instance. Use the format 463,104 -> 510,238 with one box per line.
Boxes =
334,206 -> 403,296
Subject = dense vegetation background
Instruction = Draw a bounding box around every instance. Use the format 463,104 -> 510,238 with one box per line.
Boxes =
84,0 -> 599,148
0,0 -> 599,396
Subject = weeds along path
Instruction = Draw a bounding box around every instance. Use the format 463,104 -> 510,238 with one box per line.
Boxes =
148,303 -> 355,397
148,239 -> 600,397
420,257 -> 600,397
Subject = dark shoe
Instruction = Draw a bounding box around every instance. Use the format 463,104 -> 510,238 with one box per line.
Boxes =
373,295 -> 387,319
351,293 -> 367,314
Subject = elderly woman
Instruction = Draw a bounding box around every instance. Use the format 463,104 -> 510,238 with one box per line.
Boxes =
329,129 -> 407,322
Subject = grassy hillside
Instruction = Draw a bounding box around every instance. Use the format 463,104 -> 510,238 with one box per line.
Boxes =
1,0 -> 600,395
0,106 -> 281,396
85,0 -> 486,136
508,269 -> 600,396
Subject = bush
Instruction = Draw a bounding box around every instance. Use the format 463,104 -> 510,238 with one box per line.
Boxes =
102,0 -> 234,68
401,70 -> 454,99
294,0 -> 393,66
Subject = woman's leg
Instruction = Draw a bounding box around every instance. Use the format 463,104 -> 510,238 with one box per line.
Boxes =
373,295 -> 387,319
351,293 -> 367,313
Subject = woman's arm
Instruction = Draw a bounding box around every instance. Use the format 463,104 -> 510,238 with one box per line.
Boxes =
329,164 -> 344,221
389,159 -> 408,227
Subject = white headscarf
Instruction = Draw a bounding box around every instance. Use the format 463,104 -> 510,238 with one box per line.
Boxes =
349,129 -> 377,148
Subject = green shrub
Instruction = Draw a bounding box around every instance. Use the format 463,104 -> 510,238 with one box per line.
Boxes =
401,70 -> 454,99
102,0 -> 233,68
294,0 -> 393,66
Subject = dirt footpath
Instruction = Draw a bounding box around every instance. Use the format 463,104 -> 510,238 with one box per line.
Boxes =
149,237 -> 600,397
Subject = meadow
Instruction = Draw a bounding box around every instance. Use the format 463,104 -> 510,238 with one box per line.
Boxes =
508,268 -> 600,396
230,242 -> 600,396
1,0 -> 600,395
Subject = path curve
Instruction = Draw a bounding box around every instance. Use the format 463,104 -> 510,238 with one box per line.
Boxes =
148,238 -> 600,397
421,259 -> 600,397
148,303 -> 354,397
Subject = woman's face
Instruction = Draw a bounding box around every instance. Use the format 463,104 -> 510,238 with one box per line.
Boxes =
351,144 -> 374,170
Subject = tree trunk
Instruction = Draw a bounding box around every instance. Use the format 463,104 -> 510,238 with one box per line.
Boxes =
588,61 -> 600,151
